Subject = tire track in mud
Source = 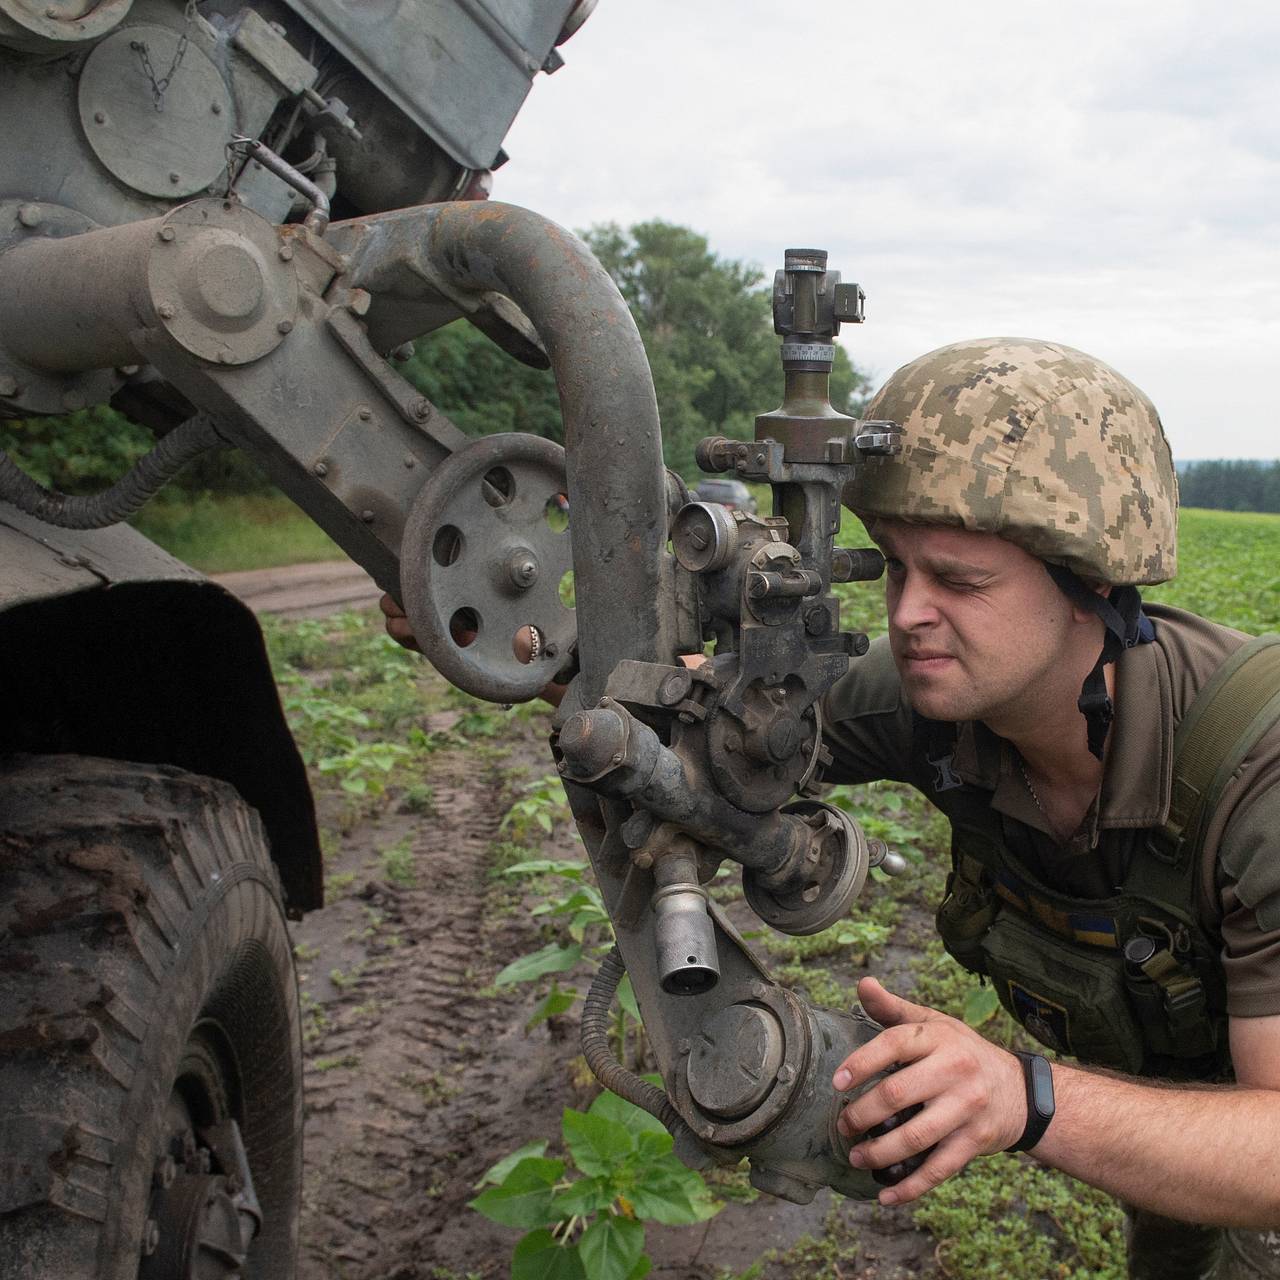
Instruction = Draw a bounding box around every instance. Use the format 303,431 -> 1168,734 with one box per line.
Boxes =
293,745 -> 563,1280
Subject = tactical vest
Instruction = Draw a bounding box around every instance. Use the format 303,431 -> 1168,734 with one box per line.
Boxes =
934,634 -> 1280,1080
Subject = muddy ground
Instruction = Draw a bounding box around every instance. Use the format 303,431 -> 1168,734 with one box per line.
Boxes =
222,565 -> 942,1280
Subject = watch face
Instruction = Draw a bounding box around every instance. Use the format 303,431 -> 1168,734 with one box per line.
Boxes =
1028,1054 -> 1055,1119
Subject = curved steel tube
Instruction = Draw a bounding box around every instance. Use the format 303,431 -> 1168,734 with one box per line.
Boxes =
332,201 -> 672,704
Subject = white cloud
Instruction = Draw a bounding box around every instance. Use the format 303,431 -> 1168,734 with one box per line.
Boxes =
500,1 -> 1280,458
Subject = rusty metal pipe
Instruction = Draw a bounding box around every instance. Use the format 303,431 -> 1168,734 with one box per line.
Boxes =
332,202 -> 671,704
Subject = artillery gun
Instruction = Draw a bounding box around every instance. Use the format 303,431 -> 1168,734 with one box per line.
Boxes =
0,3 -> 908,1275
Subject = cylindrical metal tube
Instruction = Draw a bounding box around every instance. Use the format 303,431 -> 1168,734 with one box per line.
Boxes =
0,218 -> 159,372
557,704 -> 806,874
652,846 -> 719,996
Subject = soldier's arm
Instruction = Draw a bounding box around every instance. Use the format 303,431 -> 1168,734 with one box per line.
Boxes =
834,983 -> 1280,1226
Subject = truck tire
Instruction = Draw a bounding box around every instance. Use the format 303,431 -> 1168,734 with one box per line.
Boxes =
0,755 -> 303,1280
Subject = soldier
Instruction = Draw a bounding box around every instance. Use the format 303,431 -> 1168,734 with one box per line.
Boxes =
824,338 -> 1280,1280
382,338 -> 1280,1278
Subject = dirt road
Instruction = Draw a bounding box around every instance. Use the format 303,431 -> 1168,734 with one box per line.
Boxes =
213,559 -> 382,619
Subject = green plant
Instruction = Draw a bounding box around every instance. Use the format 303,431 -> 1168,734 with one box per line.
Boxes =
500,774 -> 572,839
380,835 -> 416,887
470,1090 -> 720,1280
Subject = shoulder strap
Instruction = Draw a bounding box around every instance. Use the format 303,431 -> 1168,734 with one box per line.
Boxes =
1156,634 -> 1280,864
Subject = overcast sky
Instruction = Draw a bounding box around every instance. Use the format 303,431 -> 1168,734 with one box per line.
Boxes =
496,1 -> 1278,461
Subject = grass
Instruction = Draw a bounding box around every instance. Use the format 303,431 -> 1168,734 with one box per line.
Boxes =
130,491 -> 341,572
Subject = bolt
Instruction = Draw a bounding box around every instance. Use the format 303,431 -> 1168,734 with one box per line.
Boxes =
152,1155 -> 176,1189
168,172 -> 180,185
361,509 -> 375,523
278,245 -> 294,262
211,101 -> 222,115
852,632 -> 870,657
157,226 -> 176,242
345,288 -> 371,315
777,1064 -> 795,1084
357,406 -> 372,422
411,398 -> 432,421
610,752 -> 623,766
633,849 -> 654,870
677,1038 -> 692,1055
555,760 -> 567,774
277,319 -> 293,334
17,204 -> 42,229
142,1219 -> 160,1256
45,6 -> 58,18
403,454 -> 416,468
312,462 -> 328,477
698,1122 -> 717,1141
804,606 -> 830,637
391,342 -> 415,362
93,110 -> 106,124
117,364 -> 140,377
61,390 -> 84,412
158,303 -> 176,319
750,982 -> 767,999
0,375 -> 18,398
218,351 -> 235,364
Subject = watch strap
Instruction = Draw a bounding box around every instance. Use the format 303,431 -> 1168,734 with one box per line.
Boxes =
1006,1051 -> 1055,1153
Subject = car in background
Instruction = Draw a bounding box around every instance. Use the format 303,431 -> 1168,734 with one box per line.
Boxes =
693,477 -> 758,513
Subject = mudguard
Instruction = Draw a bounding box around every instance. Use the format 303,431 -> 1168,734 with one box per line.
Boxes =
0,502 -> 323,915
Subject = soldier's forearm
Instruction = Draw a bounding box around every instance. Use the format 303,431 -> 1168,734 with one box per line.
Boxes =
1036,1063 -> 1280,1228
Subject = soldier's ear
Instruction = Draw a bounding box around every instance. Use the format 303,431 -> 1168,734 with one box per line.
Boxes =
1069,579 -> 1111,625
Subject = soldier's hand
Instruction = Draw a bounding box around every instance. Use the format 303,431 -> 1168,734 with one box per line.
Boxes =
380,593 -> 422,653
379,593 -> 566,706
832,976 -> 1028,1205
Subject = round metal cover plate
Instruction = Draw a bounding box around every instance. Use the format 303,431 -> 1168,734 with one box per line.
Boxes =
147,200 -> 297,365
0,0 -> 131,51
78,23 -> 233,198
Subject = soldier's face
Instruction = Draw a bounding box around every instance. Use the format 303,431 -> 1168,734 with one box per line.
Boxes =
869,520 -> 1093,726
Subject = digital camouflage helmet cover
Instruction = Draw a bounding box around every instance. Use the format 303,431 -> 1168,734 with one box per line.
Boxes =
844,337 -> 1179,585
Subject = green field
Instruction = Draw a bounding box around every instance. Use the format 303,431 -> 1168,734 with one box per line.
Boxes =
129,492 -> 340,572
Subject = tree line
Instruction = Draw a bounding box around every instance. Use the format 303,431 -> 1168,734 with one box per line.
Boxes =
1178,460 -> 1280,513
0,220 -> 867,495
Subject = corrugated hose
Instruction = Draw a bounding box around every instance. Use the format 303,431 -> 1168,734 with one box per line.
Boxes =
581,946 -> 694,1143
0,413 -> 227,529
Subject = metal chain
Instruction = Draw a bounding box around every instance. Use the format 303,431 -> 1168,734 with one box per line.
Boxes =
131,0 -> 198,112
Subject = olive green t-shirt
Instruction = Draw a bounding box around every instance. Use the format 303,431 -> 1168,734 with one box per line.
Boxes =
820,603 -> 1280,1019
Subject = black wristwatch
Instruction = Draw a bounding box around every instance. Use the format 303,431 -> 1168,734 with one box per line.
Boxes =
1006,1051 -> 1055,1153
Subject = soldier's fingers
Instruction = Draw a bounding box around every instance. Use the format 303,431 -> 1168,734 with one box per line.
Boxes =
378,592 -> 405,620
875,1134 -> 978,1207
837,1059 -> 943,1137
847,1096 -> 968,1173
833,1021 -> 938,1092
857,976 -> 940,1028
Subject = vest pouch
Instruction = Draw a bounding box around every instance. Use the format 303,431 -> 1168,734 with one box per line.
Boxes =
936,867 -> 999,974
979,909 -> 1146,1074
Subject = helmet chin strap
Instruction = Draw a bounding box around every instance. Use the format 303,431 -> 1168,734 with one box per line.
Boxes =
1043,564 -> 1150,760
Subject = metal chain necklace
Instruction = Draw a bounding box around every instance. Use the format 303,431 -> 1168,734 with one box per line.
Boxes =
132,0 -> 198,113
1019,757 -> 1050,822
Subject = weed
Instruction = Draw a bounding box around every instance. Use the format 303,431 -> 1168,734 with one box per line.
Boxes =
380,835 -> 416,888
471,1091 -> 720,1279
399,782 -> 436,815
500,773 -> 570,841
397,1070 -> 463,1107
312,1053 -> 361,1072
325,870 -> 357,896
293,941 -> 319,963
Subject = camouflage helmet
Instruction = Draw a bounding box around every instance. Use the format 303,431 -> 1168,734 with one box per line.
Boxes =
843,338 -> 1178,584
